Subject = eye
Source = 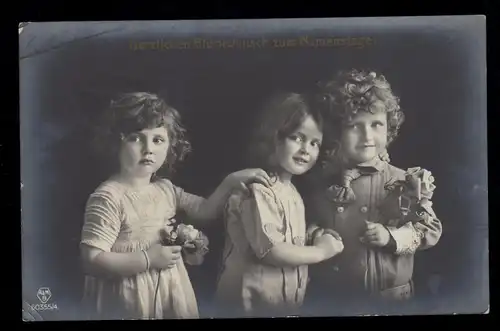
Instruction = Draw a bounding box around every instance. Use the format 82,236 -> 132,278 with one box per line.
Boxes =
311,140 -> 322,148
372,121 -> 385,128
153,136 -> 166,144
126,134 -> 141,143
345,123 -> 358,130
289,134 -> 303,143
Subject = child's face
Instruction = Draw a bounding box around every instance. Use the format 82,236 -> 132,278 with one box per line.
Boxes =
340,111 -> 388,165
118,126 -> 170,179
275,114 -> 323,177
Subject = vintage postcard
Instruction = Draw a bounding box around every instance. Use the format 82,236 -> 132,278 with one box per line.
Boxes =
20,16 -> 488,321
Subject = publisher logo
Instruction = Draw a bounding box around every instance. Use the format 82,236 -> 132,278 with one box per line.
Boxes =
37,287 -> 51,304
29,287 -> 58,312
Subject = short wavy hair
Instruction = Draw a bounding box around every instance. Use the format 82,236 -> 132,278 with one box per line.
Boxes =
92,92 -> 192,176
246,92 -> 324,171
316,69 -> 405,146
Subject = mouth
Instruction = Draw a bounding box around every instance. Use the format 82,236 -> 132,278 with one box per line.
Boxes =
292,156 -> 310,165
139,159 -> 155,165
358,145 -> 376,149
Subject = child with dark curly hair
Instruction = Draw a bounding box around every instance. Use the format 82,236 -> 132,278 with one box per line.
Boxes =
79,92 -> 272,320
302,70 -> 443,314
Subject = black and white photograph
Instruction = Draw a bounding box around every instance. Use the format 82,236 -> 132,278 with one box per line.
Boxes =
19,16 -> 488,321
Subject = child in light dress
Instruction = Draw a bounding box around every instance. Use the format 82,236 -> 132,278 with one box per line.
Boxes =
214,92 -> 344,318
79,92 -> 272,320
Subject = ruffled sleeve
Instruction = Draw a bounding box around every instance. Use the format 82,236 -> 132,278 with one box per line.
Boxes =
80,185 -> 122,252
237,183 -> 286,259
172,184 -> 205,218
385,167 -> 443,255
156,178 -> 205,219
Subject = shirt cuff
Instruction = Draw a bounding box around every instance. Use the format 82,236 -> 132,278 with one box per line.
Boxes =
387,224 -> 424,255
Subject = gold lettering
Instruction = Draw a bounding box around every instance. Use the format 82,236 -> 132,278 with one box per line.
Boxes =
161,40 -> 171,49
192,38 -> 203,49
273,39 -> 286,47
299,36 -> 310,46
333,38 -> 347,46
350,37 -> 365,49
315,38 -> 327,47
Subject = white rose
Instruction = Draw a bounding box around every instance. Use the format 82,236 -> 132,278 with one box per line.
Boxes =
187,228 -> 199,242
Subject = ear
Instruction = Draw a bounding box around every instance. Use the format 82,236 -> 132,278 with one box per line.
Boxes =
273,135 -> 282,148
267,138 -> 280,163
267,152 -> 277,168
333,141 -> 347,164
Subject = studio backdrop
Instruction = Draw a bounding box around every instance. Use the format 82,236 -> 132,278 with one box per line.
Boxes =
19,17 -> 488,320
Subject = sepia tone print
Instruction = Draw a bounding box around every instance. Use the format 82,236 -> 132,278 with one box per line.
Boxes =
19,16 -> 488,320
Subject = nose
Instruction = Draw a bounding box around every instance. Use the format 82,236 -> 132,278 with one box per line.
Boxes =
361,125 -> 374,142
300,142 -> 311,155
142,139 -> 153,154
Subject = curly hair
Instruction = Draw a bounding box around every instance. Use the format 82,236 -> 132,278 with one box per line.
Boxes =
246,92 -> 324,171
92,92 -> 192,176
316,69 -> 405,146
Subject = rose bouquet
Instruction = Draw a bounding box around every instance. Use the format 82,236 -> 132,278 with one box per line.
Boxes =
380,167 -> 438,225
160,223 -> 209,266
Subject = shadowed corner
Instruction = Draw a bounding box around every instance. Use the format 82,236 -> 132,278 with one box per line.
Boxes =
22,300 -> 43,322
19,22 -> 30,35
427,273 -> 442,296
30,115 -> 112,320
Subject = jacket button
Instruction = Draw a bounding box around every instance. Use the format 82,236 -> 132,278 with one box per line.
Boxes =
360,206 -> 368,213
337,206 -> 344,213
333,266 -> 340,272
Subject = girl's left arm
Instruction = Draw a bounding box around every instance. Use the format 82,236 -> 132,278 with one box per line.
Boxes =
176,168 -> 272,226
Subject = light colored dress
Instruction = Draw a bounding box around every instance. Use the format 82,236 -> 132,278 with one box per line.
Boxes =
215,181 -> 308,318
80,177 -> 204,320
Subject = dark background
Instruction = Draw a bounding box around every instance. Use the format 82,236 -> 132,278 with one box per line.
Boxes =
20,22 -> 488,319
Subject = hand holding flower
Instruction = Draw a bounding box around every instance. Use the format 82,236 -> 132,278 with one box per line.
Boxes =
160,224 -> 210,266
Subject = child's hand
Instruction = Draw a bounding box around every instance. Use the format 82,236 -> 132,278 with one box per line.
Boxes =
360,221 -> 391,247
314,233 -> 344,260
306,225 -> 323,245
147,244 -> 182,270
321,228 -> 343,242
183,242 -> 196,251
226,168 -> 273,192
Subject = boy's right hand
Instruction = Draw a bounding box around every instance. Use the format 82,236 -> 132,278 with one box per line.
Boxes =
314,233 -> 344,260
147,244 -> 182,270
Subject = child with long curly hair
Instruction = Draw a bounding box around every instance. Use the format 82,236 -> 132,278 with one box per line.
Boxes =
79,92 -> 271,320
302,70 -> 443,314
